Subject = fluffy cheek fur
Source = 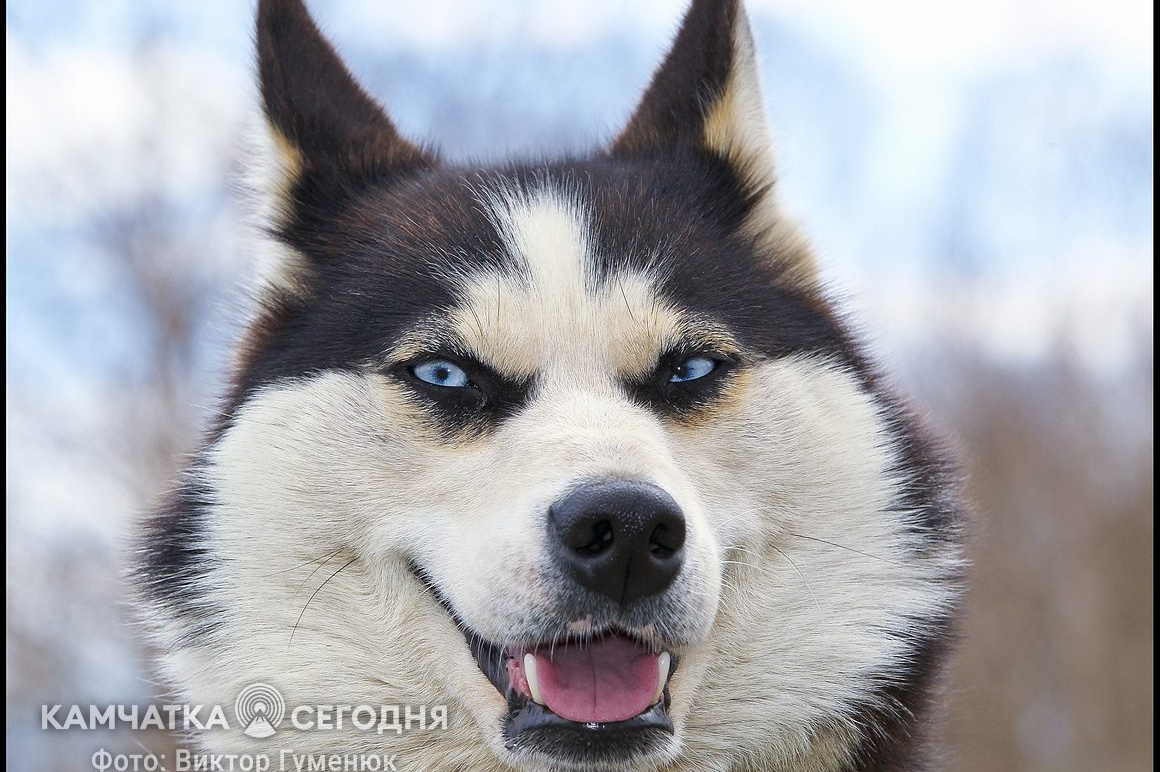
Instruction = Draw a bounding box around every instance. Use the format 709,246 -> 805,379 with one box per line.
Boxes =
665,356 -> 960,771
158,371 -> 511,761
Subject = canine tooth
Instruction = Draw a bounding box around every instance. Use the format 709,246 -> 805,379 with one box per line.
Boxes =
524,653 -> 544,704
653,652 -> 671,705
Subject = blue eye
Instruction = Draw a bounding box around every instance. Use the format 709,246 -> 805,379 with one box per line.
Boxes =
412,359 -> 472,388
670,355 -> 717,383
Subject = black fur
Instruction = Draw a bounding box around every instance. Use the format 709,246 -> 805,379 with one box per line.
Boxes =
256,0 -> 432,187
611,0 -> 741,156
137,476 -> 225,644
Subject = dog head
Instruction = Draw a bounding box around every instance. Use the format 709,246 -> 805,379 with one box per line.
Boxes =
138,1 -> 964,770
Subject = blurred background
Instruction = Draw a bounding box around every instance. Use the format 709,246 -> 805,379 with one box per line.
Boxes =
5,0 -> 1152,769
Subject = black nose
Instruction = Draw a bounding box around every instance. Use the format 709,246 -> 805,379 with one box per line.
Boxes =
548,480 -> 686,604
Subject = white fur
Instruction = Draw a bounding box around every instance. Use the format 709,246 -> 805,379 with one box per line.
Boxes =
239,119 -> 313,300
450,186 -> 685,381
671,356 -> 960,770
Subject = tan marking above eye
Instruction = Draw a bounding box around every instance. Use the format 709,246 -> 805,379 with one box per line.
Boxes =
384,189 -> 743,388
385,294 -> 743,393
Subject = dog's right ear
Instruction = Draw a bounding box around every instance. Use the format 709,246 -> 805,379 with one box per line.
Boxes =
256,0 -> 432,196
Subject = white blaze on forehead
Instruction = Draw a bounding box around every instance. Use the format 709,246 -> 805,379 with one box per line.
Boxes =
489,186 -> 591,305
453,186 -> 680,381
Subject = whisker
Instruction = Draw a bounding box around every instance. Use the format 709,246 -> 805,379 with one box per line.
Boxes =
727,545 -> 767,560
261,548 -> 343,579
466,303 -> 487,341
786,532 -> 906,568
289,556 -> 356,648
292,550 -> 342,598
768,545 -> 823,616
617,276 -> 638,324
712,513 -> 748,530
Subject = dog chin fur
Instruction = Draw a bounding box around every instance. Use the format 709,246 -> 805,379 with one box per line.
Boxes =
135,1 -> 966,770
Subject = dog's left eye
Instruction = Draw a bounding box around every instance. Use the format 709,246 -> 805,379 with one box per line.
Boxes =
669,356 -> 718,383
411,359 -> 472,388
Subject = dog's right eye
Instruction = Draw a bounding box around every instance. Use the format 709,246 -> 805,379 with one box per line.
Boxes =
411,359 -> 473,388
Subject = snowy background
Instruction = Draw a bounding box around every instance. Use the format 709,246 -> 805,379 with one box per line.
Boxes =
6,1 -> 1152,770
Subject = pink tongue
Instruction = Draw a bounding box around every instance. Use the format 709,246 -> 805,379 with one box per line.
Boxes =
534,635 -> 660,723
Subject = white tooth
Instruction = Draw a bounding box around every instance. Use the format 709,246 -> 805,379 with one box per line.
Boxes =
653,652 -> 671,705
524,653 -> 545,705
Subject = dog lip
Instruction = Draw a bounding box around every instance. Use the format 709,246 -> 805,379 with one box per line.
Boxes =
407,560 -> 680,746
465,632 -> 511,700
406,560 -> 514,695
505,696 -> 674,752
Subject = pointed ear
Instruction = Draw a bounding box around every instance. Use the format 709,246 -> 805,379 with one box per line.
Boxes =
612,0 -> 817,286
256,0 -> 432,188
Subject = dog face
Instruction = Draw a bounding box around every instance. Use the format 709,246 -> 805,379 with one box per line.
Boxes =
137,1 -> 965,770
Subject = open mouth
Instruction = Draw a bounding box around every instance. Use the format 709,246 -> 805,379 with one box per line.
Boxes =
469,630 -> 679,762
411,561 -> 678,763
507,635 -> 671,723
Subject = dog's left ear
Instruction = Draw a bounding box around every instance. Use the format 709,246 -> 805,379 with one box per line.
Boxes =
612,0 -> 817,285
256,0 -> 432,193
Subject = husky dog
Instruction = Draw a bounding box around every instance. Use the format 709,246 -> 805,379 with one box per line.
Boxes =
136,0 -> 965,769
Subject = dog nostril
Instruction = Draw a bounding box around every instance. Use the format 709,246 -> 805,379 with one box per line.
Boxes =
575,520 -> 614,556
648,523 -> 681,558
